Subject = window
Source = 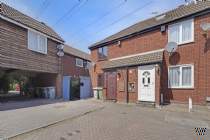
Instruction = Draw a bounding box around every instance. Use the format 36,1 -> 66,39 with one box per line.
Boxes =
76,58 -> 84,67
168,65 -> 194,88
86,62 -> 91,69
28,30 -> 47,54
98,46 -> 108,59
84,61 -> 91,69
168,19 -> 194,45
97,74 -> 104,87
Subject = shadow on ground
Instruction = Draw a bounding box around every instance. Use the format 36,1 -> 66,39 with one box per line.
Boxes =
0,99 -> 65,111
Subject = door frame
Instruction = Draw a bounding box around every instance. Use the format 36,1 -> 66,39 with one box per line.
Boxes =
138,65 -> 156,102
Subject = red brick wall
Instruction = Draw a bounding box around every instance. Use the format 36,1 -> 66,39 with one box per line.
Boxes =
62,53 -> 90,77
128,68 -> 138,103
91,13 -> 210,105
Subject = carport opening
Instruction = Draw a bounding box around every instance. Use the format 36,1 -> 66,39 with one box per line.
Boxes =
0,68 -> 57,102
70,77 -> 80,101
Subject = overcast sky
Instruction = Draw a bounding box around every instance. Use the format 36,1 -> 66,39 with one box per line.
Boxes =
0,0 -> 186,52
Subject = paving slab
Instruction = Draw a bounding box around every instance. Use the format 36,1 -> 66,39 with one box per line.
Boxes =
0,99 -> 105,139
10,103 -> 210,140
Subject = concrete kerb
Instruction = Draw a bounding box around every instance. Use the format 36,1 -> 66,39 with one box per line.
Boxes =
5,106 -> 105,140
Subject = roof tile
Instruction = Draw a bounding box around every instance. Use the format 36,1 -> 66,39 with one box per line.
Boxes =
90,1 -> 210,49
102,50 -> 163,69
64,45 -> 91,61
0,3 -> 64,42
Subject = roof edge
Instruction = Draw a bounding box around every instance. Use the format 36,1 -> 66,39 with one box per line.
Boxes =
64,44 -> 91,61
89,5 -> 210,50
0,2 -> 64,43
102,61 -> 163,70
0,14 -> 64,44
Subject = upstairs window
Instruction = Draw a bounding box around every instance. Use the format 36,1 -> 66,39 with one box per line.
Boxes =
76,58 -> 84,67
168,65 -> 194,88
28,30 -> 47,54
98,46 -> 108,59
168,19 -> 194,45
84,61 -> 91,69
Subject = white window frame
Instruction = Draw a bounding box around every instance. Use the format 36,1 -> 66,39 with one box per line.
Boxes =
28,30 -> 48,54
168,64 -> 194,89
168,19 -> 194,45
76,58 -> 84,67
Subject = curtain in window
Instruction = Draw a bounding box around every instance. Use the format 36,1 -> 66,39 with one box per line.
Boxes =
169,67 -> 180,87
103,47 -> 108,56
39,35 -> 47,53
28,31 -> 38,50
169,25 -> 179,43
182,67 -> 192,86
182,21 -> 192,42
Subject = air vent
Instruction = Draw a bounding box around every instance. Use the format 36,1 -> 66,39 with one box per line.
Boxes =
155,14 -> 166,21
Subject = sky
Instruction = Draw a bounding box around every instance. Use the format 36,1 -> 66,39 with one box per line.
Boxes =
0,0 -> 186,53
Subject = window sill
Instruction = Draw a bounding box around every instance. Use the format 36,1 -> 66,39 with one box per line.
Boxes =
76,65 -> 84,68
28,48 -> 47,55
176,40 -> 195,46
168,87 -> 194,90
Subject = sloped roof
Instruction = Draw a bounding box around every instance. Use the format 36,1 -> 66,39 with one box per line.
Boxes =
0,3 -> 64,42
102,50 -> 163,69
90,1 -> 210,49
64,45 -> 91,61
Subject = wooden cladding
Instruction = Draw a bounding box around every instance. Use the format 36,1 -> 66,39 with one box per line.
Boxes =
0,19 -> 60,73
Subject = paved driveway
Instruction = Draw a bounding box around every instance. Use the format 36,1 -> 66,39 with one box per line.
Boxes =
9,102 -> 210,140
0,99 -> 105,139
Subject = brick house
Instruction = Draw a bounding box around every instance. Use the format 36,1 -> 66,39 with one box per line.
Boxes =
0,3 -> 64,97
89,1 -> 210,106
62,45 -> 92,100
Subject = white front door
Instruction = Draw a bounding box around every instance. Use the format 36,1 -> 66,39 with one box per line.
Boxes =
138,65 -> 155,102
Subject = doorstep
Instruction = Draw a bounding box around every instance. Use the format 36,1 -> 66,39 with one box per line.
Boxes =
136,101 -> 155,108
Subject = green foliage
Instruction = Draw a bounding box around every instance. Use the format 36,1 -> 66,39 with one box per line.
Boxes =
0,70 -> 36,95
0,74 -> 10,94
